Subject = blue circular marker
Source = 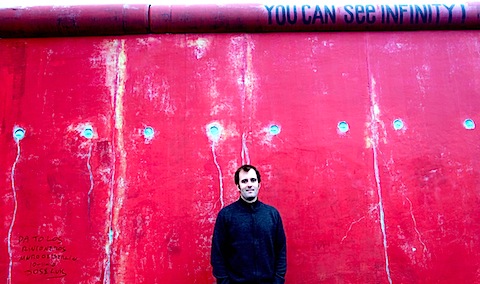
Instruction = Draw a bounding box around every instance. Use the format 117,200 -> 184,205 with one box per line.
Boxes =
144,126 -> 155,139
269,124 -> 281,135
464,119 -> 475,130
83,127 -> 94,139
207,123 -> 223,142
209,125 -> 220,136
393,119 -> 404,130
13,127 -> 25,140
337,121 -> 349,133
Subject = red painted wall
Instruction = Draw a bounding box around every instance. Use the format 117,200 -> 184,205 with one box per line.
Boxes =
1,31 -> 480,283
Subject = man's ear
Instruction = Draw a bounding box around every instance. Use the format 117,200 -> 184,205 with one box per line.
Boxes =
258,183 -> 261,190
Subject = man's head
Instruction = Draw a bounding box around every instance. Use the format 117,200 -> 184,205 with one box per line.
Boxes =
234,165 -> 261,202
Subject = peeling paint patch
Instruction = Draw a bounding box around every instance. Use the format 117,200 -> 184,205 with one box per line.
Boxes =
136,37 -> 161,46
188,37 -> 210,59
243,39 -> 256,103
229,35 -> 259,114
142,76 -> 177,115
415,64 -> 431,95
383,38 -> 414,54
210,102 -> 234,116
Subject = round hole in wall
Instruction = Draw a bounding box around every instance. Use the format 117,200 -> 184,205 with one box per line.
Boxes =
209,125 -> 220,136
464,119 -> 475,130
83,126 -> 94,139
337,121 -> 349,133
269,124 -> 281,135
13,127 -> 26,141
207,123 -> 223,142
393,119 -> 404,130
144,126 -> 155,139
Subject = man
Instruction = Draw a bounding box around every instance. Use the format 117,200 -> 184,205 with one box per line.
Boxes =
211,165 -> 287,283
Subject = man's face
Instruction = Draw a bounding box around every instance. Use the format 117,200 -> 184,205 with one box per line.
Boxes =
238,169 -> 260,201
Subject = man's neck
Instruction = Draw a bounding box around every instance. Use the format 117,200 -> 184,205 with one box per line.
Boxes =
240,195 -> 258,203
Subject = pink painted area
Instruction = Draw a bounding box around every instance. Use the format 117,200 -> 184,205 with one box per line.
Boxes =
1,31 -> 480,283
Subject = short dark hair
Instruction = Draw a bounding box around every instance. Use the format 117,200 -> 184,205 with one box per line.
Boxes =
234,165 -> 261,185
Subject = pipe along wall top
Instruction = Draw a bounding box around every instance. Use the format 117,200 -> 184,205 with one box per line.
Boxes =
0,2 -> 479,37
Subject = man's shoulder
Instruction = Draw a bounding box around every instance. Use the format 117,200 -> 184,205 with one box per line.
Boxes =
259,201 -> 281,214
218,200 -> 241,214
218,200 -> 281,214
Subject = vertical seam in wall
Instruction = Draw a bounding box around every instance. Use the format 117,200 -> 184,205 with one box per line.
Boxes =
113,38 -> 127,284
147,4 -> 152,33
103,41 -> 117,283
103,38 -> 127,284
241,34 -> 253,166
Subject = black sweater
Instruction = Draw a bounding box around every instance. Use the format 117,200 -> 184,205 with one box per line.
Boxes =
211,199 -> 287,284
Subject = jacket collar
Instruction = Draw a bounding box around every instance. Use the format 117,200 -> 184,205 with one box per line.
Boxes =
238,197 -> 261,210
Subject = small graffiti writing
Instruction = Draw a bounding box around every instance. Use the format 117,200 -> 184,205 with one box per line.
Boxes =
18,235 -> 77,279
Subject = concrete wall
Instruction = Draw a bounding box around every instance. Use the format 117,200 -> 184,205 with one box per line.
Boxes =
1,31 -> 480,283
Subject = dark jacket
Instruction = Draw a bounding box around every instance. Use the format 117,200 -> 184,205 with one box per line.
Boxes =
211,199 -> 287,284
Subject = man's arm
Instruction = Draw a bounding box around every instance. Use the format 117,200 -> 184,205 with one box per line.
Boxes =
274,212 -> 287,284
211,212 -> 230,284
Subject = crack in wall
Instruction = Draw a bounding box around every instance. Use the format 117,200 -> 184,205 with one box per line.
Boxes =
7,140 -> 21,284
370,88 -> 393,284
341,206 -> 378,244
340,216 -> 366,244
383,157 -> 429,262
241,132 -> 250,165
87,143 -> 94,215
366,37 -> 392,284
234,35 -> 256,166
405,196 -> 428,256
211,143 -> 224,209
373,148 -> 392,284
